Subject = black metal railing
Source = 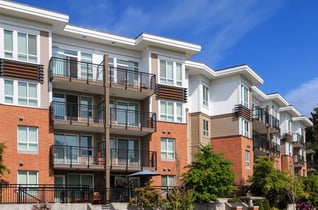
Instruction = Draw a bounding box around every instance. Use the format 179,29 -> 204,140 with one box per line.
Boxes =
293,133 -> 304,145
109,66 -> 156,90
271,142 -> 280,153
49,57 -> 104,82
253,135 -> 268,151
252,106 -> 280,130
50,145 -> 105,167
110,108 -> 156,130
50,101 -> 105,125
0,184 -> 174,204
110,149 -> 157,169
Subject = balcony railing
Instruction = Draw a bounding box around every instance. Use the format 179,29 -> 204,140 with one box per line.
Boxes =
50,101 -> 104,125
110,149 -> 157,169
271,142 -> 280,153
253,135 -> 268,151
109,66 -> 156,90
50,145 -> 105,168
49,57 -> 104,82
110,108 -> 156,130
293,133 -> 304,145
252,106 -> 280,130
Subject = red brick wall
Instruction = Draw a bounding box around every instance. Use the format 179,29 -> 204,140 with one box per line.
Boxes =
211,136 -> 253,185
0,105 -> 53,184
149,121 -> 188,186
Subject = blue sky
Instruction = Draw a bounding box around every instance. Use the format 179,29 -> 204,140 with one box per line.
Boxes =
13,0 -> 318,116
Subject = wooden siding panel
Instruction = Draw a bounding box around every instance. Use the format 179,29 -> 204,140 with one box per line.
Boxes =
155,84 -> 187,102
0,59 -> 44,83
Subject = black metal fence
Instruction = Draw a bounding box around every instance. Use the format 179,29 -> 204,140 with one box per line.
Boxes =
0,184 -> 173,204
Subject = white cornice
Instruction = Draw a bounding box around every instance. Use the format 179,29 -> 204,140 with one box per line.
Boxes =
293,116 -> 313,127
0,0 -> 68,26
280,106 -> 301,117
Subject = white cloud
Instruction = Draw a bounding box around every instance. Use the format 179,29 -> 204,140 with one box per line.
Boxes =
285,78 -> 318,116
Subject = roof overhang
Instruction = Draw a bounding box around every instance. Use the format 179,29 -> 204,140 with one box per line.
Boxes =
0,0 -> 68,31
252,87 -> 289,107
186,62 -> 263,86
279,106 -> 301,117
293,116 -> 313,127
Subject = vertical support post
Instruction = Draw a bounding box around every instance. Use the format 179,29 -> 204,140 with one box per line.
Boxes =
103,54 -> 111,203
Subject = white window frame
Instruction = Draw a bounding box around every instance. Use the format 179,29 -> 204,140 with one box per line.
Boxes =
1,78 -> 40,107
159,58 -> 183,87
159,100 -> 183,123
161,138 -> 175,160
202,83 -> 209,108
240,118 -> 250,138
245,150 -> 250,169
161,175 -> 176,190
203,119 -> 209,137
0,25 -> 40,64
17,126 -> 38,153
240,84 -> 249,108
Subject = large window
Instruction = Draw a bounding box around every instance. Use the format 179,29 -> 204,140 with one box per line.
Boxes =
240,118 -> 249,138
161,138 -> 175,160
1,28 -> 38,63
203,119 -> 209,137
240,84 -> 249,108
160,100 -> 183,123
202,84 -> 209,107
2,79 -> 39,107
18,126 -> 38,152
18,171 -> 38,197
160,59 -> 182,86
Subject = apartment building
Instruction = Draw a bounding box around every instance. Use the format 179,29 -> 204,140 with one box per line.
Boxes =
0,0 -> 313,204
280,106 -> 313,176
0,0 -> 200,203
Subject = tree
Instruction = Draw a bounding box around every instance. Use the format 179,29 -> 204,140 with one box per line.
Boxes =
165,188 -> 194,210
306,107 -> 318,172
0,142 -> 10,177
182,144 -> 236,202
129,181 -> 165,210
251,157 -> 308,208
303,175 -> 318,207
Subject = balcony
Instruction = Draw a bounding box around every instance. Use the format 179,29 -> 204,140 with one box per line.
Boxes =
110,108 -> 156,136
293,133 -> 304,148
253,135 -> 268,156
50,101 -> 105,133
294,155 -> 305,168
252,106 -> 280,133
110,149 -> 157,171
109,67 -> 156,100
271,142 -> 280,157
49,57 -> 104,94
50,145 -> 105,171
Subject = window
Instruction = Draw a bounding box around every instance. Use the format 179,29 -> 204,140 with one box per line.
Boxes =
18,32 -> 37,63
161,138 -> 175,160
4,80 -> 13,103
18,82 -> 37,106
240,84 -> 249,108
4,30 -> 13,58
2,79 -> 39,107
80,135 -> 93,156
203,119 -> 209,137
2,27 -> 38,63
245,150 -> 250,168
202,84 -> 209,107
161,175 -> 176,191
160,100 -> 183,123
240,118 -> 249,138
18,126 -> 38,152
160,59 -> 183,86
80,52 -> 93,80
18,171 -> 38,197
